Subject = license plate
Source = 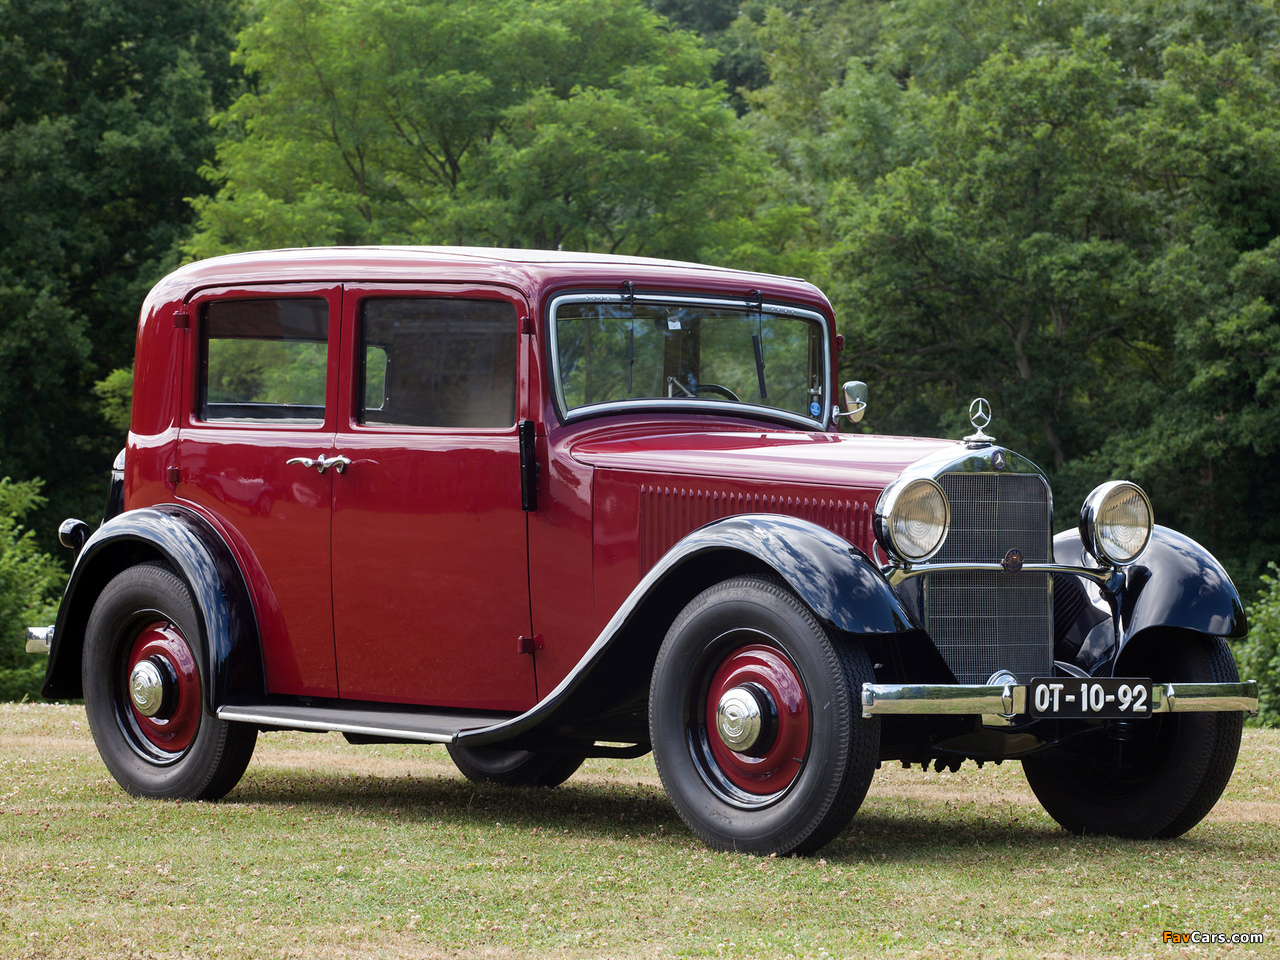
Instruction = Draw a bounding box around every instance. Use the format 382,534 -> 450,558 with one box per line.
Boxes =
1026,677 -> 1154,718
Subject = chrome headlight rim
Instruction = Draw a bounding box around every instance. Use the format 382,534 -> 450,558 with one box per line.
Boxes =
874,477 -> 951,564
1080,480 -> 1153,567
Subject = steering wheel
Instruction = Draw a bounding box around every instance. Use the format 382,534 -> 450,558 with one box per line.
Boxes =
696,383 -> 741,402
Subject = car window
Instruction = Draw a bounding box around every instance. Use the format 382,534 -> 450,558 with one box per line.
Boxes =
553,300 -> 827,421
359,298 -> 517,428
200,298 -> 329,422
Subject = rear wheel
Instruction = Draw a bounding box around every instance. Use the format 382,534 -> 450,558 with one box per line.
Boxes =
1023,634 -> 1243,838
649,575 -> 879,855
82,562 -> 257,800
446,743 -> 585,788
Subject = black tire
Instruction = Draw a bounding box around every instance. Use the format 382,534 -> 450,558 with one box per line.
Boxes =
649,575 -> 879,855
82,562 -> 257,800
446,743 -> 585,788
1023,634 -> 1243,839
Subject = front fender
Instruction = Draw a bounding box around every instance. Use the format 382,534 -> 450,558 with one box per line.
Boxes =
42,505 -> 264,712
1053,525 -> 1246,670
457,514 -> 919,747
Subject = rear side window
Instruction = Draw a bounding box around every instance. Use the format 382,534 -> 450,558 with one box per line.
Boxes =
360,298 -> 517,428
200,299 -> 329,422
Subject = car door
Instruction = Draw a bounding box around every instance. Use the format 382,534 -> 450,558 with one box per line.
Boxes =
329,284 -> 536,711
177,285 -> 341,697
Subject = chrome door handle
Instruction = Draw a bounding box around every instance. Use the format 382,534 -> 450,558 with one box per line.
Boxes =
318,455 -> 351,474
286,455 -> 353,476
286,455 -> 351,474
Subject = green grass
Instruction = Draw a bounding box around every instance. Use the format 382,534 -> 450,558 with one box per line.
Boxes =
1,704 -> 1276,958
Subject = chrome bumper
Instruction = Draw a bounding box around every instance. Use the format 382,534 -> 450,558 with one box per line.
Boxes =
25,626 -> 53,655
861,680 -> 1259,718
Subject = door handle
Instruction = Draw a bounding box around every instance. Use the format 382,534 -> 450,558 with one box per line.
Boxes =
319,455 -> 351,474
286,455 -> 352,475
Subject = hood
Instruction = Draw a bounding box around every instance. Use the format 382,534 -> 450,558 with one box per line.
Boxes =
570,428 -> 959,489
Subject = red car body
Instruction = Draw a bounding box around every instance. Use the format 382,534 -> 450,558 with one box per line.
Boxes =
34,247 -> 1258,854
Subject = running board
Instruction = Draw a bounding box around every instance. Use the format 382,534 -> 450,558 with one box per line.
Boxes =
215,704 -> 515,743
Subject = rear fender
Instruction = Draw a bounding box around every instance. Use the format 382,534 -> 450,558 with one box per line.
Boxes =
41,505 -> 264,712
456,514 -> 922,748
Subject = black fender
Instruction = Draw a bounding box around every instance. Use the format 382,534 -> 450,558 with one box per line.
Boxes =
456,513 -> 921,748
1052,525 -> 1246,673
42,505 -> 264,712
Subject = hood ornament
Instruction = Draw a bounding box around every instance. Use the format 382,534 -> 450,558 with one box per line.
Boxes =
964,397 -> 996,446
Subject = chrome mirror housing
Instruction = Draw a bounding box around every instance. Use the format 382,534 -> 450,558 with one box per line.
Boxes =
835,380 -> 867,423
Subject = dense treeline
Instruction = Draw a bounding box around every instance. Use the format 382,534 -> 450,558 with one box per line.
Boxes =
3,0 -> 1280,706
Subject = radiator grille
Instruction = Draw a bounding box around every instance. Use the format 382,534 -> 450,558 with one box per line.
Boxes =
926,472 -> 1053,683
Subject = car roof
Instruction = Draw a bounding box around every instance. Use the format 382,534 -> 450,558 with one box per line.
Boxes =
148,246 -> 828,312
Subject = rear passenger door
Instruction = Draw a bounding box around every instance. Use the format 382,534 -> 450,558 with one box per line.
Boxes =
178,286 -> 341,698
329,285 -> 536,711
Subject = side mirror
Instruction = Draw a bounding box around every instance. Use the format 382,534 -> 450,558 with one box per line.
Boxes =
838,380 -> 867,423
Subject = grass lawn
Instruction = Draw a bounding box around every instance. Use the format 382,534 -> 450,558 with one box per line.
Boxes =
1,703 -> 1275,959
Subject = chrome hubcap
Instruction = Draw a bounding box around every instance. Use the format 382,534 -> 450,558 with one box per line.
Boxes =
715,684 -> 766,753
128,659 -> 167,718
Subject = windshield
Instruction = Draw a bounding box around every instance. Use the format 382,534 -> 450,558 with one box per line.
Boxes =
553,299 -> 827,422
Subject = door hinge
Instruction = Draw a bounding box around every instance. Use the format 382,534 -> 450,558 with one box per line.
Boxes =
516,634 -> 544,655
518,419 -> 538,512
166,466 -> 180,485
173,303 -> 190,328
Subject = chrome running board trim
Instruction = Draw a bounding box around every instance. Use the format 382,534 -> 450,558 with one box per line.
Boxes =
215,704 -> 513,743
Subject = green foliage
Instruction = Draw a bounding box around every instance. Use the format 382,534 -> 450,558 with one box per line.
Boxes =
0,478 -> 65,701
206,341 -> 327,406
92,367 -> 134,438
729,0 -> 1280,584
830,43 -> 1157,472
188,0 -> 762,261
1237,564 -> 1280,726
0,0 -> 242,551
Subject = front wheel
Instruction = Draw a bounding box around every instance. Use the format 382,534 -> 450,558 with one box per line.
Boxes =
649,575 -> 879,855
1023,634 -> 1243,838
82,562 -> 257,800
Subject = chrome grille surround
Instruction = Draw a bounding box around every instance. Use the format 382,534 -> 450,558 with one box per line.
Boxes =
918,456 -> 1054,684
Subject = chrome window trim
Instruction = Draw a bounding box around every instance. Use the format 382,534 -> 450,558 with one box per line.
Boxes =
546,292 -> 832,430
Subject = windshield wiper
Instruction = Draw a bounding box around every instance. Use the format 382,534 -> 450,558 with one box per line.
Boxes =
752,333 -> 768,400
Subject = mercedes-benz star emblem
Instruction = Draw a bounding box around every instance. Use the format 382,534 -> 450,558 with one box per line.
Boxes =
992,450 -> 1006,470
969,397 -> 992,431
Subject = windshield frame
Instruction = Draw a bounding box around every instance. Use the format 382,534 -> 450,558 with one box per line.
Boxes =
546,292 -> 833,431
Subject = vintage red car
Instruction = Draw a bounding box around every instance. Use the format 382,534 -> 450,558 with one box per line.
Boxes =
29,247 -> 1257,854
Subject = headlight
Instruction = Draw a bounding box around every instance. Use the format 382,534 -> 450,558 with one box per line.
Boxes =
874,478 -> 950,563
1080,481 -> 1153,565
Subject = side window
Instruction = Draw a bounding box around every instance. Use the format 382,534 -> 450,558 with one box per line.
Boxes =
360,298 -> 517,428
201,299 -> 329,422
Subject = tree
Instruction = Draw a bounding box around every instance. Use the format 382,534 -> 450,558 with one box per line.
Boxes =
1237,564 -> 1280,726
0,478 -> 65,701
736,0 -> 1280,588
830,45 -> 1158,475
0,0 -> 242,550
188,0 -> 762,261
1085,43 -> 1280,578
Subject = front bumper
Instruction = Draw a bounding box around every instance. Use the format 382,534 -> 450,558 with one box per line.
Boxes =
861,680 -> 1259,718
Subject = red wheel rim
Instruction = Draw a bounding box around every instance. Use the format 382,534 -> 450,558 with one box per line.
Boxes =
704,643 -> 810,795
125,622 -> 200,753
